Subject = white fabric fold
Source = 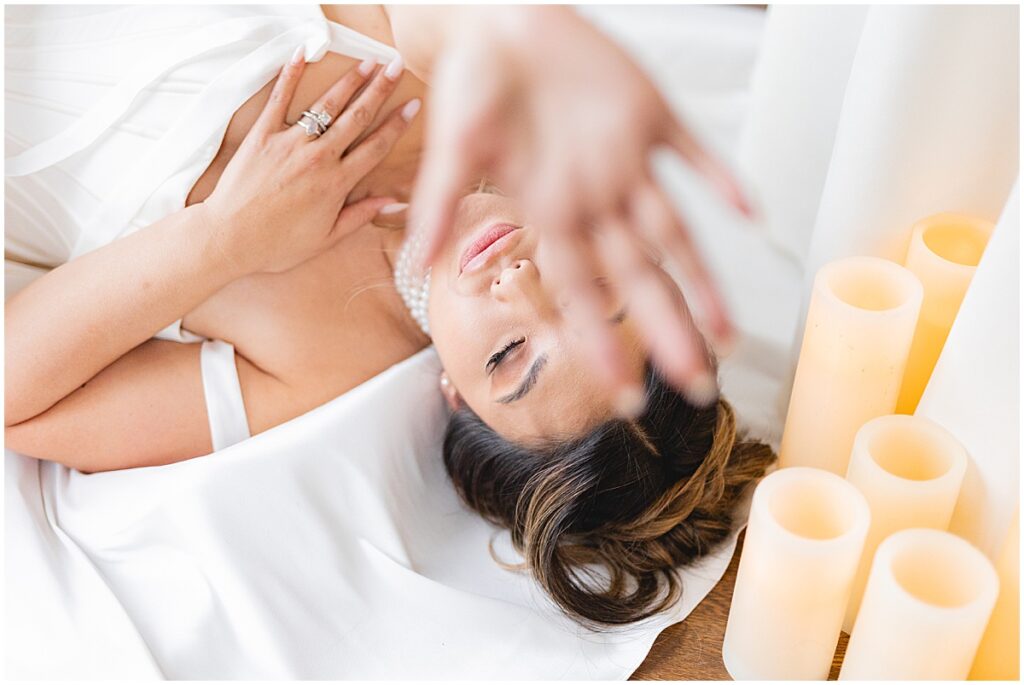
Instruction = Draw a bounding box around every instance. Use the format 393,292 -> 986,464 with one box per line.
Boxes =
916,182 -> 1020,559
12,349 -> 744,678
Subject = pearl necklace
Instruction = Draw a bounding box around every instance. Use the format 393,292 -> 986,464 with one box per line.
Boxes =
393,229 -> 432,337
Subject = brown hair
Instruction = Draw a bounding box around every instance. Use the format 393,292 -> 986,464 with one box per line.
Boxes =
441,363 -> 776,629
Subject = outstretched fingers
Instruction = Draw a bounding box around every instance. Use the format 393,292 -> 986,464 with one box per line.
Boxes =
541,205 -> 646,417
665,119 -> 752,219
597,215 -> 718,407
631,180 -> 734,352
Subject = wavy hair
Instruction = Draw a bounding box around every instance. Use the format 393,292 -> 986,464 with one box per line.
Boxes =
442,363 -> 776,629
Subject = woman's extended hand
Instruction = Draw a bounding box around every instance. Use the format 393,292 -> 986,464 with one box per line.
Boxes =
203,48 -> 420,276
409,7 -> 749,409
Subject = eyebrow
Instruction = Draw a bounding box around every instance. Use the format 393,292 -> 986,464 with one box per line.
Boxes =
496,353 -> 549,404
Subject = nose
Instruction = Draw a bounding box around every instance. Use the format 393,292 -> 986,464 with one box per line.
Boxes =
491,258 -> 532,293
491,259 -> 559,316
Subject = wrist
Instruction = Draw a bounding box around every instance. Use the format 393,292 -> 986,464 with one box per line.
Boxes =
450,6 -> 579,70
192,201 -> 259,280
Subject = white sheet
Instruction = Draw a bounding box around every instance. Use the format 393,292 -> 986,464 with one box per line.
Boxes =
6,6 -> 788,679
6,347 -> 755,679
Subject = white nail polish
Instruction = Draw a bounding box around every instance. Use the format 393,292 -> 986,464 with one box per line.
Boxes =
357,58 -> 376,77
614,386 -> 647,419
379,202 -> 409,215
711,333 -> 737,359
685,371 -> 720,408
291,45 -> 305,65
401,98 -> 421,122
384,55 -> 404,81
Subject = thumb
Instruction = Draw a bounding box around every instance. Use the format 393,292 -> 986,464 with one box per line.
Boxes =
332,197 -> 399,240
408,136 -> 476,274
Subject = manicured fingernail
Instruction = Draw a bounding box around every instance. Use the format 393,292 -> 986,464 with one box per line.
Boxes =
357,58 -> 376,77
614,385 -> 647,419
379,202 -> 409,215
401,98 -> 421,122
711,332 -> 736,359
685,370 -> 719,408
291,45 -> 306,65
734,188 -> 755,219
384,55 -> 404,81
413,242 -> 433,275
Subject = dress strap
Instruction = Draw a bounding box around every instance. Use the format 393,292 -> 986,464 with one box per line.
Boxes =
200,339 -> 251,452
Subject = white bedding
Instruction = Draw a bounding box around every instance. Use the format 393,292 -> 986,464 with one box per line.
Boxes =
5,6 -> 795,679
8,347 -> 757,679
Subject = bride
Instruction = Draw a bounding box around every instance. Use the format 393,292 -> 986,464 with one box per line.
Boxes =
5,5 -> 774,628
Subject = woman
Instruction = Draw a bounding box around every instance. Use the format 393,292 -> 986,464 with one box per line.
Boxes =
5,5 -> 774,627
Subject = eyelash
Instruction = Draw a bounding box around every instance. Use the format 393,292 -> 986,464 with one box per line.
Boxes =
487,337 -> 525,374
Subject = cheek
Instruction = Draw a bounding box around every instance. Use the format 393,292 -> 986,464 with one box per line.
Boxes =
427,280 -> 487,384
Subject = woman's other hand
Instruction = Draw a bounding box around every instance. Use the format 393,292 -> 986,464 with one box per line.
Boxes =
203,48 -> 420,276
409,7 -> 749,408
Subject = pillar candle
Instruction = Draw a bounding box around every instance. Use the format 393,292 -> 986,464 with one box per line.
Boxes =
840,528 -> 999,680
970,508 -> 1020,680
842,414 -> 968,633
722,467 -> 870,680
896,212 -> 995,413
780,256 -> 923,474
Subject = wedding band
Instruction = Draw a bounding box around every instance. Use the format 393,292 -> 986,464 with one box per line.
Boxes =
296,109 -> 332,138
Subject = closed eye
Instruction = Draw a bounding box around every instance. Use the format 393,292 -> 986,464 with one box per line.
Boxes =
486,337 -> 525,374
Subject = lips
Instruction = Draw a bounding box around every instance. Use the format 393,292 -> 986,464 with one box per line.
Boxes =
459,223 -> 521,274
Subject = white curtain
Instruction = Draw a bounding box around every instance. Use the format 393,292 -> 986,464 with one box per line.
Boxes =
739,4 -> 1019,559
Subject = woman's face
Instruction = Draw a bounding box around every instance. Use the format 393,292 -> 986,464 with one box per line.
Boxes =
427,192 -> 649,445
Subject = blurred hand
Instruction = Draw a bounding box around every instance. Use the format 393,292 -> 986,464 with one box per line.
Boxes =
409,6 -> 750,411
204,49 -> 419,276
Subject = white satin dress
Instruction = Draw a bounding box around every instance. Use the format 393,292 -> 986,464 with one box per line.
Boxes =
5,5 -> 400,449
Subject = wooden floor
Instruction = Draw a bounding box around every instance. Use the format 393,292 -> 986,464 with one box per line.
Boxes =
630,530 -> 849,680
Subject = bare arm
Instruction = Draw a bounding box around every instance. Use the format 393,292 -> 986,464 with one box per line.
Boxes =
4,204 -> 240,427
4,339 -> 297,472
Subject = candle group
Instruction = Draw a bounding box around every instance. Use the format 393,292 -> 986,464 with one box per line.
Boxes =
842,414 -> 968,632
728,223 -> 1014,678
896,213 -> 994,413
722,467 -> 870,680
779,256 -> 923,475
840,529 -> 999,680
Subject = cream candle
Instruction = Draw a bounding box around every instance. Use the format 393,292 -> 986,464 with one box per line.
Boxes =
722,467 -> 870,680
970,509 -> 1019,680
780,256 -> 923,474
896,213 -> 995,414
840,528 -> 999,680
842,414 -> 968,632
